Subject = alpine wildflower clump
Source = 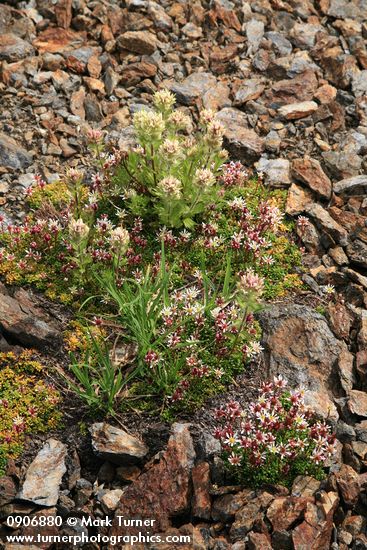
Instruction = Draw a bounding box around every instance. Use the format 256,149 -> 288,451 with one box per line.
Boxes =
214,375 -> 336,488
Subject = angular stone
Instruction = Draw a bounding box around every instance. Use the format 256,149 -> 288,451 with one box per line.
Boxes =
117,31 -> 157,55
216,107 -> 264,162
256,157 -> 291,187
192,462 -> 211,520
248,532 -> 272,550
292,492 -> 339,550
334,175 -> 367,195
245,19 -> 264,54
99,489 -> 124,514
112,424 -> 195,534
233,79 -> 265,105
267,497 -> 312,531
211,489 -> 254,522
90,423 -> 148,465
55,0 -> 72,29
292,476 -> 321,498
290,23 -> 324,49
259,304 -> 345,417
230,492 -> 273,541
337,347 -> 356,393
286,184 -> 313,215
328,0 -> 367,19
305,203 -> 349,247
0,284 -> 61,348
327,302 -> 353,340
346,239 -> 367,269
0,133 -> 32,170
169,72 -> 217,106
304,390 -> 339,422
314,84 -> 337,104
352,70 -> 367,97
335,464 -> 360,507
120,61 -> 157,87
0,476 -> 17,507
292,158 -> 332,200
0,33 -> 34,62
347,390 -> 367,417
271,70 -> 318,104
33,28 -> 83,54
18,439 -> 67,506
278,101 -> 318,120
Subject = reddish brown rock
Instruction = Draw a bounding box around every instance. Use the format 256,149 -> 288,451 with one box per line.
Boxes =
191,462 -> 211,520
112,424 -> 195,534
314,83 -> 337,104
335,464 -> 360,507
292,492 -> 339,550
327,301 -> 352,340
117,31 -> 157,55
0,33 -> 34,62
0,476 -> 17,507
278,101 -> 318,120
286,184 -> 313,215
208,1 -> 241,32
247,531 -> 272,550
347,390 -> 367,418
292,157 -> 332,200
55,0 -> 72,29
267,496 -> 312,531
271,70 -> 318,104
210,44 -> 238,74
33,28 -> 83,54
120,61 -> 157,87
211,489 -> 254,522
230,492 -> 273,541
70,87 -> 86,119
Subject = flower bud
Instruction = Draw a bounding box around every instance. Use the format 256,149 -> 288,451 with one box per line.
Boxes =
110,226 -> 130,251
69,218 -> 90,243
133,110 -> 165,141
157,176 -> 182,198
153,89 -> 176,112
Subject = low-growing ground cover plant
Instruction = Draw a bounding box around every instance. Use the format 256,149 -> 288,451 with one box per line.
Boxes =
214,376 -> 336,488
0,351 -> 61,475
0,89 -> 302,416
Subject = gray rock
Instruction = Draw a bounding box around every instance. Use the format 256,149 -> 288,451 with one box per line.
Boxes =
90,423 -> 149,465
18,439 -> 67,506
255,157 -> 291,187
216,107 -> 265,162
266,32 -> 292,56
352,71 -> 367,97
290,23 -> 324,49
117,31 -> 158,55
233,78 -> 265,106
169,72 -> 217,106
346,239 -> 367,269
328,0 -> 367,20
245,19 -> 264,54
147,1 -> 173,31
181,22 -> 202,39
0,33 -> 34,62
304,203 -> 349,247
259,304 -> 344,420
0,283 -> 62,348
0,133 -> 33,170
334,175 -> 367,195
